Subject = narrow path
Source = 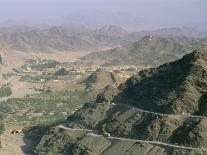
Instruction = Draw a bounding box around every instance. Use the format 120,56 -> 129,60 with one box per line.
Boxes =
57,125 -> 207,151
109,103 -> 204,119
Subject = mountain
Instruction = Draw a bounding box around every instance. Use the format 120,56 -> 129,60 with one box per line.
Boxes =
0,26 -> 95,52
95,25 -> 128,37
97,47 -> 207,114
91,25 -> 130,45
81,68 -> 126,96
0,24 -> 129,52
171,117 -> 207,148
32,123 -> 207,155
80,36 -> 207,66
1,25 -> 206,53
26,48 -> 207,154
68,47 -> 207,149
132,27 -> 207,38
55,23 -> 92,36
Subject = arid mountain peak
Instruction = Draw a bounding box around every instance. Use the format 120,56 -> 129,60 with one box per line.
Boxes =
102,47 -> 207,115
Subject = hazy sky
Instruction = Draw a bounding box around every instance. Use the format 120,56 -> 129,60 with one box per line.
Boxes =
0,0 -> 206,31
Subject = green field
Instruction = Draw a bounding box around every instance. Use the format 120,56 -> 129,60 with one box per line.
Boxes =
0,90 -> 92,126
0,112 -> 6,134
22,59 -> 60,71
0,84 -> 12,97
20,74 -> 58,82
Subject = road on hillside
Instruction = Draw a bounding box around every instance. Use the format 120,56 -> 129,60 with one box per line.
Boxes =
109,103 -> 204,119
57,125 -> 207,151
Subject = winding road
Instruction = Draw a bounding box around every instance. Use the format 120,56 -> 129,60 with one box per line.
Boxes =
57,125 -> 207,151
109,103 -> 204,119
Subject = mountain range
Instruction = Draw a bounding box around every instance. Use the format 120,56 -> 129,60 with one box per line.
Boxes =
80,36 -> 207,66
0,24 -> 207,52
0,24 -> 129,52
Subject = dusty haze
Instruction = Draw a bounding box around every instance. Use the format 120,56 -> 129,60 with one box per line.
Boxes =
0,0 -> 206,31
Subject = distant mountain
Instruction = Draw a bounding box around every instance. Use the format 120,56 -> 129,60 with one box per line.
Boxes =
132,27 -> 207,38
0,25 -> 206,52
80,36 -> 207,66
0,24 -> 129,52
95,25 -> 128,37
56,23 -> 92,36
0,26 -> 94,52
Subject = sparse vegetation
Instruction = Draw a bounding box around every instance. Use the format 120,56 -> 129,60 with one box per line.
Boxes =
2,73 -> 12,80
21,59 -> 60,71
0,84 -> 12,97
126,67 -> 136,72
20,74 -> 58,81
0,112 -> 6,134
0,124 -> 4,135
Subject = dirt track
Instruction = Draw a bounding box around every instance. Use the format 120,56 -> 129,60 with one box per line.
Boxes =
57,125 -> 207,151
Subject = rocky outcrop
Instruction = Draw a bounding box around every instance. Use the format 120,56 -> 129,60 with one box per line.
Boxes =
172,117 -> 207,148
82,68 -> 126,96
109,47 -> 207,115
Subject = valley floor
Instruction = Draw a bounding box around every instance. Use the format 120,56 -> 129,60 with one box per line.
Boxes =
0,133 -> 33,155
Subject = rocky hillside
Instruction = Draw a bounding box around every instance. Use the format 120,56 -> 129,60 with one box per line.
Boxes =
28,102 -> 207,154
65,48 -> 207,152
81,68 -> 126,96
26,48 -> 207,154
80,36 -> 207,66
101,47 -> 207,115
32,125 -> 207,155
